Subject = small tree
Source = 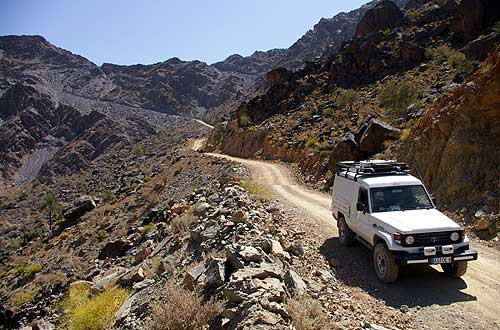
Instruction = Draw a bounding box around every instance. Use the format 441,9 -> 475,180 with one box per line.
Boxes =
41,192 -> 62,233
337,89 -> 359,113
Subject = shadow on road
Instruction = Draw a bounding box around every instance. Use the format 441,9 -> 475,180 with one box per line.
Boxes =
320,237 -> 477,308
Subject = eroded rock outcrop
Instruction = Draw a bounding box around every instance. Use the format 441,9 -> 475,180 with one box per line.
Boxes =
398,46 -> 500,210
356,0 -> 405,37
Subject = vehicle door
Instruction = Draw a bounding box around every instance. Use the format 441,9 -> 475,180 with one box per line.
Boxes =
356,187 -> 372,241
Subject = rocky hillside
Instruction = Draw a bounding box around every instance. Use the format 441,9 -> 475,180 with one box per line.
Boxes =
210,0 -> 500,213
0,1 -> 412,183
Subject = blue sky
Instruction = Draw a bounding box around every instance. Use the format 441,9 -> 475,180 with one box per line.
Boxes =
0,0 -> 368,65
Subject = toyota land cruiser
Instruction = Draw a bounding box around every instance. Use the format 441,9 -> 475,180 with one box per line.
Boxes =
331,160 -> 478,283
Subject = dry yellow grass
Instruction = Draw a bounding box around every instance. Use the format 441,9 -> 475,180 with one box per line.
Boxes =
64,282 -> 128,330
286,295 -> 338,330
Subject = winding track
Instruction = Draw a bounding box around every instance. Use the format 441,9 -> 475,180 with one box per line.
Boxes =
191,126 -> 500,325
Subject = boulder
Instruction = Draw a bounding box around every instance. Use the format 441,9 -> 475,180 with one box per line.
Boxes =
183,264 -> 206,290
231,263 -> 284,281
117,266 -> 145,287
327,132 -> 364,170
134,242 -> 153,264
62,195 -> 96,223
452,0 -> 500,41
201,258 -> 226,288
462,32 -> 500,61
284,269 -> 307,295
239,246 -> 264,263
358,119 -> 402,154
356,0 -> 404,38
98,239 -> 132,259
286,241 -> 305,256
399,41 -> 426,63
91,270 -> 123,293
269,239 -> 286,257
194,202 -> 211,216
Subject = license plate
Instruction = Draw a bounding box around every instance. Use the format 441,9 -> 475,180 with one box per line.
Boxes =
431,257 -> 452,264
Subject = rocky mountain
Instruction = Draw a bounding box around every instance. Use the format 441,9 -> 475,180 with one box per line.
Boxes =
0,0 -> 413,183
210,0 -> 500,213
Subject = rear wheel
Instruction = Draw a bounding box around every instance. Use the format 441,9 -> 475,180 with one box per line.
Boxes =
373,243 -> 399,283
338,215 -> 355,246
441,262 -> 468,278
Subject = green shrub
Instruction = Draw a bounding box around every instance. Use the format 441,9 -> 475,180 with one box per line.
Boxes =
240,181 -> 272,197
26,264 -> 42,277
100,190 -> 116,203
322,108 -> 334,116
303,137 -> 320,149
97,230 -> 108,240
141,223 -> 156,235
20,227 -> 42,246
427,45 -> 475,73
492,21 -> 500,33
132,144 -> 145,155
59,231 -> 72,240
152,281 -> 222,330
378,79 -> 418,117
13,288 -> 39,307
238,114 -> 252,127
64,282 -> 128,330
337,89 -> 359,113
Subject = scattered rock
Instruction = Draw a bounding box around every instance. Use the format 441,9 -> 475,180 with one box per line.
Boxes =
284,269 -> 307,295
286,241 -> 304,256
62,195 -> 97,223
98,239 -> 132,259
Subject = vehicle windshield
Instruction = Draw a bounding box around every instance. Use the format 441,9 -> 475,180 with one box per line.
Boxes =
370,185 -> 433,212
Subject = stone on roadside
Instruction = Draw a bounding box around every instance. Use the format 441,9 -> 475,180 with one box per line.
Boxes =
284,269 -> 307,295
286,241 -> 304,256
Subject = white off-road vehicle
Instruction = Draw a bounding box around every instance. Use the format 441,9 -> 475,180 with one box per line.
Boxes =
331,160 -> 478,283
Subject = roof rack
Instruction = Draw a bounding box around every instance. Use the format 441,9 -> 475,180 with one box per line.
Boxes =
335,160 -> 410,181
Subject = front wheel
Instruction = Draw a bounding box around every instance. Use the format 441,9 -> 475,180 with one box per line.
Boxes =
441,262 -> 468,278
373,243 -> 399,283
338,215 -> 355,246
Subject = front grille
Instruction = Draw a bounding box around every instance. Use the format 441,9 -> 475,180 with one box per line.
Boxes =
407,231 -> 455,246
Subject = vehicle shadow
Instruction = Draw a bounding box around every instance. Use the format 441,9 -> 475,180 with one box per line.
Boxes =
320,237 -> 477,308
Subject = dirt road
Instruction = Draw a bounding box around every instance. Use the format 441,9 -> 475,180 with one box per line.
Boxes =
206,151 -> 500,328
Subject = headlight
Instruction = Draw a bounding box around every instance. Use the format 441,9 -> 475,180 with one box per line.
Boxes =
405,235 -> 415,245
450,232 -> 460,241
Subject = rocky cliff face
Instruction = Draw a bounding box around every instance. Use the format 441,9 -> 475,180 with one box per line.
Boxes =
395,46 -> 500,211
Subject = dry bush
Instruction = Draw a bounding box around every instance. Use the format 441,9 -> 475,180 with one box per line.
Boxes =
286,295 -> 337,330
152,281 -> 222,330
170,213 -> 195,235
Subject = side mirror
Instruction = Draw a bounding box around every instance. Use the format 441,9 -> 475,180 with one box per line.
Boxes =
356,202 -> 366,212
431,195 -> 437,205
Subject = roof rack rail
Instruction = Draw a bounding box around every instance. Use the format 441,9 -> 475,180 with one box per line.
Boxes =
335,160 -> 410,181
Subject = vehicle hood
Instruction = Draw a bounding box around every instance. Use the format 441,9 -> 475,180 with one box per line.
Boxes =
371,209 -> 461,233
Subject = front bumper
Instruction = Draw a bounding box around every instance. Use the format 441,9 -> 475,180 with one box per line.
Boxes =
394,249 -> 478,265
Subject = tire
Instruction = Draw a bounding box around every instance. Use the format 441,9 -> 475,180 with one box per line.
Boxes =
373,243 -> 399,283
441,262 -> 468,278
338,215 -> 355,246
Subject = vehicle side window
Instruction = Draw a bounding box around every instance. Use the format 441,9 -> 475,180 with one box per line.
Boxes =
358,188 -> 368,207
